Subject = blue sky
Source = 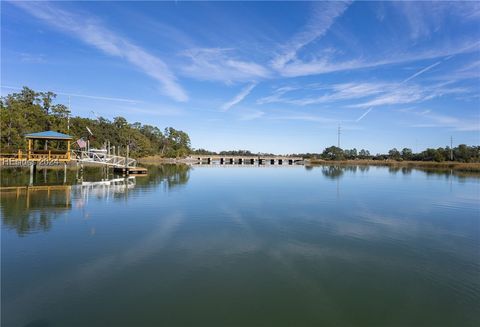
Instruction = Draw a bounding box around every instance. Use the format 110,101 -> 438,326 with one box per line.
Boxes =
2,1 -> 479,154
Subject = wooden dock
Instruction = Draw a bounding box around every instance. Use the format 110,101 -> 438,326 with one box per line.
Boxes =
113,166 -> 148,175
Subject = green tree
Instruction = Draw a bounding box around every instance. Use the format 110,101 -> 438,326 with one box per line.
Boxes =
388,148 -> 401,161
322,146 -> 345,160
401,148 -> 413,160
358,149 -> 370,159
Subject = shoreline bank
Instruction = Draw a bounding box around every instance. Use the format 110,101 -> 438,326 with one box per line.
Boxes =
306,159 -> 480,172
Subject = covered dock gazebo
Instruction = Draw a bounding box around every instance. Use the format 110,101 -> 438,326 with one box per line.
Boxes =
25,131 -> 73,161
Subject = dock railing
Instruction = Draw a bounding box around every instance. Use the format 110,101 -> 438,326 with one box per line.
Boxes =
72,150 -> 137,168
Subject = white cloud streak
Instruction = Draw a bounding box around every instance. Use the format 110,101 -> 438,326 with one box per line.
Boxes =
181,48 -> 270,84
259,80 -> 473,110
356,107 -> 374,122
273,1 -> 479,78
349,83 -> 470,108
271,1 -> 352,72
276,41 -> 480,78
0,85 -> 140,103
402,61 -> 442,83
12,2 -> 188,102
269,113 -> 337,124
409,110 -> 480,132
221,83 -> 257,111
258,82 -> 388,106
394,1 -> 480,39
237,110 -> 265,121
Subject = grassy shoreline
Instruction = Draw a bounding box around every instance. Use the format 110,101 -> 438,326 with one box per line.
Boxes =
306,159 -> 480,172
138,155 -> 183,164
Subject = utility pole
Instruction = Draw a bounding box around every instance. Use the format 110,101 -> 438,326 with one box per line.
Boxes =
337,124 -> 341,148
67,96 -> 71,131
450,136 -> 453,161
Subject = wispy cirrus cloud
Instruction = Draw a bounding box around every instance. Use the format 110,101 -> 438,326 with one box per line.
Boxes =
258,80 -> 473,109
181,48 -> 270,84
393,1 -> 480,40
269,0 -> 479,79
275,40 -> 480,78
271,1 -> 352,72
256,86 -> 299,105
12,1 -> 188,102
0,85 -> 141,104
221,82 -> 257,111
258,82 -> 387,106
431,59 -> 480,84
18,52 -> 46,64
350,83 -> 470,108
408,109 -> 480,132
237,109 -> 265,121
269,113 -> 337,124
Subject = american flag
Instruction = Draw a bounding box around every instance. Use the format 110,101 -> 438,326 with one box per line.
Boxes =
76,138 -> 87,148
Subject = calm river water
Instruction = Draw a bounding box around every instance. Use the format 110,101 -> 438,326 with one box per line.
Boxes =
1,165 -> 479,327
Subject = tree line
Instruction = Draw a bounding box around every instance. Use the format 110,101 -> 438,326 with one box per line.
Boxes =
295,145 -> 480,163
1,87 -> 478,162
192,149 -> 275,156
194,145 -> 479,163
0,87 -> 191,158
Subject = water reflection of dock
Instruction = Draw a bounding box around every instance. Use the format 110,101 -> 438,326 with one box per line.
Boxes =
1,166 -> 191,235
0,185 -> 72,209
79,177 -> 136,198
0,177 -> 137,235
0,177 -> 136,199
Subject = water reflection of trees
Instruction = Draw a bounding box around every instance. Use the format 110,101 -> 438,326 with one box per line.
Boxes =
1,164 -> 191,235
135,164 -> 190,190
308,164 -> 478,180
318,165 -> 362,179
321,166 -> 345,179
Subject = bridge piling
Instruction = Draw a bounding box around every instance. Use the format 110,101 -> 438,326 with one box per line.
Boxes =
189,155 -> 303,166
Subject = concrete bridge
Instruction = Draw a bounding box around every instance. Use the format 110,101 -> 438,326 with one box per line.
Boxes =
188,155 -> 304,165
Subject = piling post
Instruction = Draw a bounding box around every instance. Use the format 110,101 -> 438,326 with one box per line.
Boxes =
29,163 -> 34,185
125,144 -> 129,175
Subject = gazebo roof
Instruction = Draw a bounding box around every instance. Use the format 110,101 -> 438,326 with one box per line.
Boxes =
25,131 -> 73,140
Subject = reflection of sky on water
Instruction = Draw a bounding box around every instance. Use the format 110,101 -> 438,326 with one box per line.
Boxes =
1,165 -> 479,326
